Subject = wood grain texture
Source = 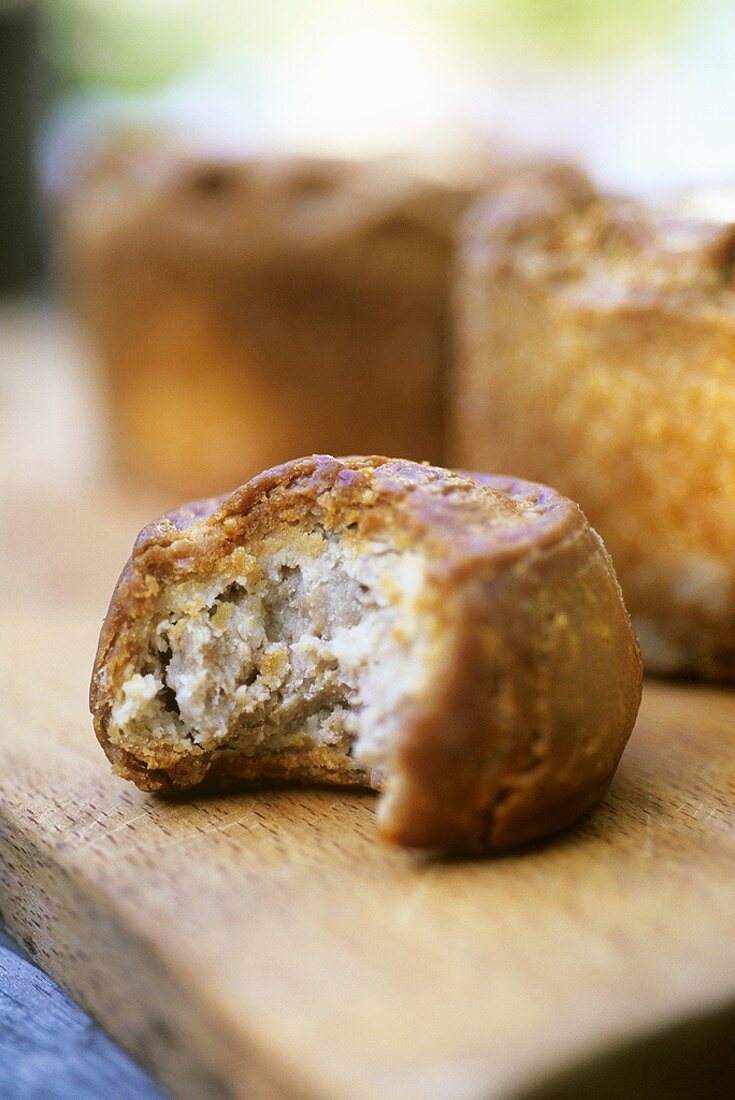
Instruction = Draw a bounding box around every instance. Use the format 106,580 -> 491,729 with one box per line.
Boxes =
1,596 -> 734,1100
0,302 -> 733,1099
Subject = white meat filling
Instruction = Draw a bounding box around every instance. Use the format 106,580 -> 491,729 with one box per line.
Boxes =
110,529 -> 430,770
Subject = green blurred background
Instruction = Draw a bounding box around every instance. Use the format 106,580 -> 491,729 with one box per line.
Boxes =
0,0 -> 729,287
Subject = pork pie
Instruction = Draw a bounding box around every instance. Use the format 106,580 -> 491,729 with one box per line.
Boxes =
90,455 -> 641,852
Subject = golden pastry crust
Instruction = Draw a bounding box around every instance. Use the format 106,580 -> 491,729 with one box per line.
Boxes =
455,177 -> 735,679
62,142 -> 592,498
63,147 -> 479,496
90,455 -> 641,852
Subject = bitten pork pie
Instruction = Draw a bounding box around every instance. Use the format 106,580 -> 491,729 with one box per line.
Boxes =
90,456 -> 641,852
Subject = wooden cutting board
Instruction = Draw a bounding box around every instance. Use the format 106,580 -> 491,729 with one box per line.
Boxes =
1,490 -> 735,1100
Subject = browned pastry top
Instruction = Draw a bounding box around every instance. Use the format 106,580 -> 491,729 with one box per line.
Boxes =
63,143 -> 480,294
466,176 -> 735,312
63,139 -> 595,295
92,456 -> 579,713
95,455 -> 581,662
